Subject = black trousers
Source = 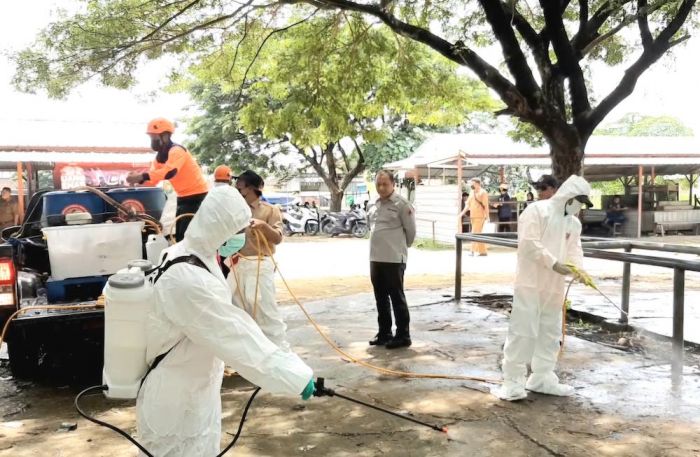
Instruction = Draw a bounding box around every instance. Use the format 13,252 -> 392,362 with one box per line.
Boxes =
175,192 -> 207,242
370,261 -> 410,338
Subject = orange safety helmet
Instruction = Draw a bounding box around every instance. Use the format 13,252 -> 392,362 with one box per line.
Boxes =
213,165 -> 233,182
146,118 -> 176,135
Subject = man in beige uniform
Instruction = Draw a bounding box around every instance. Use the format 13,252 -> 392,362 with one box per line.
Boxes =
0,187 -> 19,231
460,178 -> 490,256
226,170 -> 290,351
368,170 -> 416,349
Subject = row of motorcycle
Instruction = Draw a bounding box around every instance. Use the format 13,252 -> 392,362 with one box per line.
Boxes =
282,205 -> 369,238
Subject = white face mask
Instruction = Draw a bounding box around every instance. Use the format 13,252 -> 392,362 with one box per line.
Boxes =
565,199 -> 583,216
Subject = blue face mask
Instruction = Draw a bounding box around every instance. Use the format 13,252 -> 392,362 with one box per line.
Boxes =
219,233 -> 246,257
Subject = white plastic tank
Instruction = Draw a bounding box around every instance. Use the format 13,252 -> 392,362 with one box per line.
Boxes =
103,269 -> 152,400
145,234 -> 169,265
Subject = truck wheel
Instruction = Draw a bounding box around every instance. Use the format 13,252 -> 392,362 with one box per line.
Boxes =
8,341 -> 40,379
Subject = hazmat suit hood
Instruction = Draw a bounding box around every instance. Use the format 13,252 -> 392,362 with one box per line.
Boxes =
548,175 -> 592,216
183,186 -> 251,256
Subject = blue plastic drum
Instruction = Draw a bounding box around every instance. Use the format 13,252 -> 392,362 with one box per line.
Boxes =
42,190 -> 106,226
106,187 -> 166,221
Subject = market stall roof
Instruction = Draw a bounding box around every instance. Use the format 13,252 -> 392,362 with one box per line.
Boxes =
0,145 -> 153,167
383,134 -> 700,181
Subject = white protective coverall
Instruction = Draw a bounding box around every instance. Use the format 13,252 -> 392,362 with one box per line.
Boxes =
493,175 -> 590,401
227,256 -> 290,351
137,186 -> 313,456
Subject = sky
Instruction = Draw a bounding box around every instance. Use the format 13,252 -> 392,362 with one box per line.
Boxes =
1,1 -> 700,148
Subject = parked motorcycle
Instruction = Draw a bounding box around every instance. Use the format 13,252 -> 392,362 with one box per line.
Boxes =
283,206 -> 319,236
320,207 -> 368,238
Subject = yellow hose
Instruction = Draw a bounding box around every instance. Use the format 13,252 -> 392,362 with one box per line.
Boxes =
250,230 -> 501,384
169,213 -> 195,243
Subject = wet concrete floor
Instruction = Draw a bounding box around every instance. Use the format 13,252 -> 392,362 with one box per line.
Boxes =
1,288 -> 700,456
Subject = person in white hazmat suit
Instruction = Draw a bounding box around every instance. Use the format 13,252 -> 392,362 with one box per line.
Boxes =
137,186 -> 315,456
493,175 -> 593,402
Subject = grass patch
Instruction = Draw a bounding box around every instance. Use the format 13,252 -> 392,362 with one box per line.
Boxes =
414,238 -> 453,250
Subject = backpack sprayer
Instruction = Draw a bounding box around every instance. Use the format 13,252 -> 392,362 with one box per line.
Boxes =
74,254 -> 447,456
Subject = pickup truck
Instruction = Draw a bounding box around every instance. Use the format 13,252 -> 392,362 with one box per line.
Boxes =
0,187 -> 165,381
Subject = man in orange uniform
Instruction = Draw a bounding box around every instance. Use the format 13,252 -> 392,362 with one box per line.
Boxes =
213,165 -> 233,187
459,177 -> 490,256
127,118 -> 209,241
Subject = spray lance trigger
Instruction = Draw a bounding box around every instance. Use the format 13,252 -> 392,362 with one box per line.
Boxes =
313,377 -> 335,397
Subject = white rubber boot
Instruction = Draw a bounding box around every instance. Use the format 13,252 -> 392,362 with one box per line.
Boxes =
526,373 -> 575,396
491,381 -> 528,401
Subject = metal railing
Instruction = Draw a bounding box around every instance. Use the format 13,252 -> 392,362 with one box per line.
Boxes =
455,232 -> 700,377
416,218 -> 437,242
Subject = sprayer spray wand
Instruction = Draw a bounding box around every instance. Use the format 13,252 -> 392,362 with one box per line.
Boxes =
313,377 -> 448,433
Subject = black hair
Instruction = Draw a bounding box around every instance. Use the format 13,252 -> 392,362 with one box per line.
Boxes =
376,170 -> 395,183
1,187 -> 11,193
236,170 -> 264,197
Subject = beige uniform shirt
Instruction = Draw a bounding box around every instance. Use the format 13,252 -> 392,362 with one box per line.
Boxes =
239,200 -> 284,256
0,199 -> 18,229
467,189 -> 490,219
369,192 -> 416,263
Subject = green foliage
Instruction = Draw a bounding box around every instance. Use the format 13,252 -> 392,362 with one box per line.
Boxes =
413,238 -> 453,250
182,14 -> 494,194
11,0 -> 697,183
595,113 -> 694,137
182,83 -> 288,175
362,125 -> 428,173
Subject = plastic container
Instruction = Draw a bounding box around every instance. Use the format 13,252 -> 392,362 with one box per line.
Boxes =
42,190 -> 106,226
103,271 -> 151,399
106,188 -> 167,221
65,211 -> 92,225
42,221 -> 144,280
145,234 -> 169,265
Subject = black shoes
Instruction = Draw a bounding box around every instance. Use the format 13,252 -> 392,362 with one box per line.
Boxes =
385,336 -> 412,349
369,334 -> 393,346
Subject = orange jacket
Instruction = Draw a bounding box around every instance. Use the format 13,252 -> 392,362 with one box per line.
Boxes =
144,143 -> 208,197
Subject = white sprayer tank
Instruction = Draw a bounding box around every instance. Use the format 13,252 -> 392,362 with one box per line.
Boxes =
103,265 -> 152,400
145,234 -> 169,265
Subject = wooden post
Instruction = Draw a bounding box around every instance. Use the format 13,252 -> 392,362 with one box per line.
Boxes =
498,166 -> 505,184
637,165 -> 643,239
457,153 -> 463,233
687,174 -> 695,205
651,166 -> 656,185
16,161 -> 25,222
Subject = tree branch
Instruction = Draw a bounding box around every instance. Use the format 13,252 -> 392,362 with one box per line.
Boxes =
585,35 -> 689,135
637,0 -> 653,49
580,2 -> 666,56
540,0 -> 590,118
337,142 -> 352,171
340,138 -> 365,191
285,0 -> 530,118
138,0 -> 202,44
578,0 -> 589,35
656,0 -> 695,45
235,8 -> 319,102
572,0 -> 634,51
477,0 -> 541,105
294,143 -> 330,184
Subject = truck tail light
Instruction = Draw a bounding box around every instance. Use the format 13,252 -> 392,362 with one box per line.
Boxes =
0,259 -> 15,306
0,259 -> 14,285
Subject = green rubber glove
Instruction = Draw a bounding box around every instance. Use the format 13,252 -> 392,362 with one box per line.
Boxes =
301,379 -> 315,400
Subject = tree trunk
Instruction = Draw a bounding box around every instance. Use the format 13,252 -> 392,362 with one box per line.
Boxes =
547,126 -> 586,182
330,191 -> 344,212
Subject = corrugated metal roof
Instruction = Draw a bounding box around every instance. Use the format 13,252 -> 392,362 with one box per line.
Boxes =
0,145 -> 153,164
385,134 -> 700,169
